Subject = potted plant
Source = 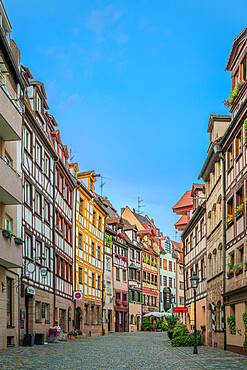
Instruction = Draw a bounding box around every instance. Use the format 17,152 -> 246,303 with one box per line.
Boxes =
14,236 -> 23,246
77,330 -> 82,338
115,253 -> 122,259
147,259 -> 151,265
105,234 -> 113,246
224,214 -> 233,226
143,257 -> 147,263
224,80 -> 246,108
2,229 -> 10,239
68,330 -> 77,339
122,256 -> 128,262
227,316 -> 236,334
118,232 -> 126,239
123,301 -> 128,307
235,204 -> 244,218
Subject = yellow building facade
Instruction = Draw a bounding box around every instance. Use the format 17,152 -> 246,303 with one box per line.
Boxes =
69,164 -> 106,336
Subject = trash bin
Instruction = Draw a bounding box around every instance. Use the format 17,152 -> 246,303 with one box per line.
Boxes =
23,334 -> 35,347
35,333 -> 44,345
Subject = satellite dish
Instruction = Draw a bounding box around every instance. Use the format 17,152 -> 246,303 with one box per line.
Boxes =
27,262 -> 35,274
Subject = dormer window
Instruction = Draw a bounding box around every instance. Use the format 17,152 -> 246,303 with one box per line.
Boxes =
36,93 -> 41,112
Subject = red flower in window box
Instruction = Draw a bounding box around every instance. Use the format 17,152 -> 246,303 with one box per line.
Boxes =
115,253 -> 122,259
123,301 -> 128,306
116,299 -> 122,306
118,232 -> 126,239
122,256 -> 128,262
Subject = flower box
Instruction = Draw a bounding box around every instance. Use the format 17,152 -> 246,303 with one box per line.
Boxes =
143,278 -> 147,282
147,259 -> 151,265
116,299 -> 122,306
227,270 -> 234,279
224,80 -> 246,108
123,301 -> 128,307
147,280 -> 150,284
143,257 -> 147,263
118,232 -> 126,239
122,256 -> 128,262
115,253 -> 122,259
2,229 -> 10,238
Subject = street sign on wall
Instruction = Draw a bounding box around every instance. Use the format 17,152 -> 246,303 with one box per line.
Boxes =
173,307 -> 188,313
73,291 -> 83,300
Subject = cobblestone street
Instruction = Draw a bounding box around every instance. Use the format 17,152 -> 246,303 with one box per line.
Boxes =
0,332 -> 247,369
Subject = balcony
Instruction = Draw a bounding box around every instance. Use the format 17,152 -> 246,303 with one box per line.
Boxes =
0,156 -> 21,204
0,231 -> 22,268
0,72 -> 23,141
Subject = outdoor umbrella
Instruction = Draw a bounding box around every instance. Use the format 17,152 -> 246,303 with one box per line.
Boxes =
143,312 -> 172,318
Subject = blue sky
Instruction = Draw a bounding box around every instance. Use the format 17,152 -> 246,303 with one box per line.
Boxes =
5,0 -> 245,238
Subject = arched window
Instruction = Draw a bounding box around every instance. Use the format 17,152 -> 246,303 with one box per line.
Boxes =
216,301 -> 222,331
213,249 -> 217,275
208,211 -> 212,233
212,204 -> 216,229
218,244 -> 223,272
131,314 -> 135,325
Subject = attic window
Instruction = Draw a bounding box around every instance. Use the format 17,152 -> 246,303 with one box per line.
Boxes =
36,93 -> 41,112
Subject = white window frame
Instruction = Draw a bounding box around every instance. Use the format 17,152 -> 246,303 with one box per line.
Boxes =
24,128 -> 31,153
44,155 -> 49,177
44,201 -> 49,221
25,180 -> 31,205
25,234 -> 31,258
44,247 -> 49,268
36,143 -> 41,166
36,241 -> 41,262
35,192 -> 41,215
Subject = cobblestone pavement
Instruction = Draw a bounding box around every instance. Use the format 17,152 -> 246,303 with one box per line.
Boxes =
0,332 -> 247,369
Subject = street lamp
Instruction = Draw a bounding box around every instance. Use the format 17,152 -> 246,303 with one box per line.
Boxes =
171,293 -> 175,329
190,272 -> 199,354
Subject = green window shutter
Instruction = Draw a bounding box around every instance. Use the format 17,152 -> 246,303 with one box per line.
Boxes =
128,290 -> 131,302
134,291 -> 137,302
135,315 -> 138,325
129,314 -> 131,324
141,292 -> 143,304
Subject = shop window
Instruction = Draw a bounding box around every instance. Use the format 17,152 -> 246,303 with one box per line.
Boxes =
6,278 -> 13,327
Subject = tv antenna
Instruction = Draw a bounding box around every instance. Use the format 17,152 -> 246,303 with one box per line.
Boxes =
100,175 -> 111,196
69,144 -> 79,161
137,196 -> 145,214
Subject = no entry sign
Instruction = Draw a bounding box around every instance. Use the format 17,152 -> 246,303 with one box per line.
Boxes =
73,291 -> 83,300
173,307 -> 188,313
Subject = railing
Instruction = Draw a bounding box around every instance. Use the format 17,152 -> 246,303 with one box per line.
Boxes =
0,71 -> 25,114
0,155 -> 22,178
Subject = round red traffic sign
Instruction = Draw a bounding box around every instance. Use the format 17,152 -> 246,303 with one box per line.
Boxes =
75,292 -> 82,299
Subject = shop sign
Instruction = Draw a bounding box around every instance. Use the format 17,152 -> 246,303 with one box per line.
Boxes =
173,307 -> 188,313
26,286 -> 35,295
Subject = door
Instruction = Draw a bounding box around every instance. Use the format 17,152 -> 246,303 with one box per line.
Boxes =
76,307 -> 81,330
59,309 -> 66,331
25,295 -> 29,334
108,310 -> 111,332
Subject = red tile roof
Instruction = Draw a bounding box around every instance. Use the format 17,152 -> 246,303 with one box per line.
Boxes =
172,190 -> 193,213
174,215 -> 188,230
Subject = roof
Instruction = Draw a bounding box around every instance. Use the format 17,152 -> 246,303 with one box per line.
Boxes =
226,28 -> 247,71
133,211 -> 149,225
97,195 -> 118,218
207,114 -> 231,133
106,217 -> 122,224
174,215 -> 188,229
21,65 -> 33,79
78,170 -> 94,176
172,190 -> 193,214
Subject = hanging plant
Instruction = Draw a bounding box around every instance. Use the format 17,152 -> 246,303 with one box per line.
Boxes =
242,312 -> 247,352
105,234 -> 113,246
224,80 -> 246,108
227,316 -> 236,334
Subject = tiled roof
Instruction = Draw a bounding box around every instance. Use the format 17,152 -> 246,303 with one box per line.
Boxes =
133,212 -> 149,225
175,215 -> 188,227
77,170 -> 94,176
172,190 -> 193,212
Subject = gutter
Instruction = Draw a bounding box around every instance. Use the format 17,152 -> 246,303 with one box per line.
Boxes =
53,156 -> 59,326
102,217 -> 106,335
73,183 -> 80,329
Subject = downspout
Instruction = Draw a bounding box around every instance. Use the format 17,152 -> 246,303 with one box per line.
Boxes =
53,156 -> 59,326
73,183 -> 80,329
182,237 -> 186,325
221,153 -> 227,351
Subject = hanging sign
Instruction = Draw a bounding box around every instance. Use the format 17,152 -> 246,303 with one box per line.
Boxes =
173,307 -> 188,313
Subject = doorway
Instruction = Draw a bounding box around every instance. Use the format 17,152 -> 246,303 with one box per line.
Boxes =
25,295 -> 29,334
108,310 -> 112,332
76,307 -> 81,330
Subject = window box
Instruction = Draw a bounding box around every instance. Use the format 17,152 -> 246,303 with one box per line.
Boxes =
147,259 -> 151,265
143,278 -> 146,282
227,270 -> 234,279
2,229 -> 10,238
115,253 -> 122,259
116,299 -> 122,306
227,220 -> 233,228
123,301 -> 128,307
224,80 -> 246,108
233,262 -> 243,275
118,232 -> 126,239
122,256 -> 128,262
45,320 -> 50,324
143,257 -> 147,263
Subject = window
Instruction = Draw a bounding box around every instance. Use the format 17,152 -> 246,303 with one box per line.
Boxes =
242,56 -> 247,80
179,266 -> 183,274
155,275 -> 157,284
179,281 -> 183,289
236,131 -> 242,157
190,233 -> 194,249
106,258 -> 110,270
136,251 -> 140,262
35,192 -> 41,214
228,146 -> 233,169
209,255 -> 212,278
92,273 -> 95,288
147,296 -> 150,305
174,278 -> 176,288
123,293 -> 127,302
96,307 -> 100,324
36,241 -> 41,262
116,292 -> 120,300
36,93 -> 41,112
137,292 -> 141,302
163,259 -> 167,270
25,180 -> 31,205
174,262 -> 176,271
92,212 -> 96,226
79,267 -> 82,284
123,270 -> 126,282
35,301 -> 40,322
97,246 -> 100,260
36,143 -> 41,166
169,261 -> 172,271
25,234 -> 32,258
91,306 -> 94,324
201,259 -> 205,280
6,278 -> 12,326
84,305 -> 88,324
59,175 -> 63,193
79,199 -> 83,215
201,220 -> 204,238
98,217 -> 101,230
44,155 -> 49,177
92,242 -> 95,257
163,276 -> 167,286
195,226 -> 198,244
44,201 -> 49,221
237,187 -> 243,207
24,128 -> 31,153
4,215 -> 12,231
228,198 -> 234,217
116,268 -> 120,281
179,297 -> 184,305
149,239 -> 152,247
147,273 -> 150,282
5,152 -> 12,166
130,249 -> 134,260
98,276 -> 101,290
44,247 -> 49,268
106,282 -> 110,294
90,179 -> 93,191
169,277 -> 172,287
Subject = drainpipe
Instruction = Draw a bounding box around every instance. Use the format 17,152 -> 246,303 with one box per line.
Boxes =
53,156 -> 59,326
182,237 -> 186,326
73,183 -> 80,328
213,143 -> 226,350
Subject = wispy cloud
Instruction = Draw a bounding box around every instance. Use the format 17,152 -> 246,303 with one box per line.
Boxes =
86,5 -> 122,37
59,94 -> 84,110
138,17 -> 154,33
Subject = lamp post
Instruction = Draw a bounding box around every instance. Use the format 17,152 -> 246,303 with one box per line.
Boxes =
190,272 -> 199,354
171,293 -> 175,329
